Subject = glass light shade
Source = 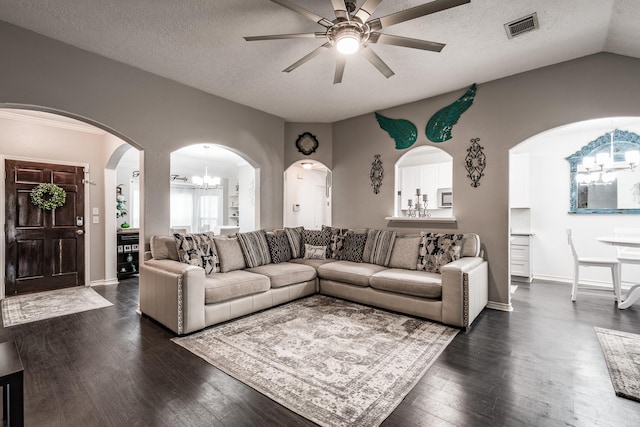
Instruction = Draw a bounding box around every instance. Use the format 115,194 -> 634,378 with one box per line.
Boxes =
603,171 -> 616,183
211,176 -> 221,186
203,175 -> 215,186
626,150 -> 640,165
336,31 -> 360,54
301,162 -> 313,170
192,176 -> 204,186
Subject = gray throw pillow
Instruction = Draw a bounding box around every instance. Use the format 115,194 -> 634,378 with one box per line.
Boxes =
340,232 -> 368,263
302,229 -> 331,257
237,230 -> 272,268
388,236 -> 421,270
214,237 -> 247,273
362,229 -> 397,266
284,226 -> 304,259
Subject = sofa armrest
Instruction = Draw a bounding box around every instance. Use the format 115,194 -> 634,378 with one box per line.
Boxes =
440,257 -> 488,328
140,259 -> 206,335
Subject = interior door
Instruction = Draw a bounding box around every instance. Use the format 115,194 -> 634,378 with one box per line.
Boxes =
5,160 -> 85,295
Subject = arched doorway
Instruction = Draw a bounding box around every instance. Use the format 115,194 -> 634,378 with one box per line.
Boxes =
0,107 -> 142,296
283,161 -> 332,229
170,144 -> 258,233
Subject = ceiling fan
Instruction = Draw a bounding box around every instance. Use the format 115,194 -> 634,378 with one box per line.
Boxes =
244,0 -> 470,84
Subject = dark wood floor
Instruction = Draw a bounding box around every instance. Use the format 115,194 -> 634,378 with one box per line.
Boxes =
1,278 -> 639,426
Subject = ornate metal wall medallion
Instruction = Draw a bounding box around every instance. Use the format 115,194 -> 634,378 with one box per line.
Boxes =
426,83 -> 477,143
465,137 -> 485,187
295,132 -> 319,155
370,154 -> 384,194
375,112 -> 417,150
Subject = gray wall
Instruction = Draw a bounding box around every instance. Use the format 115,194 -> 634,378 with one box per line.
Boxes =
332,53 -> 640,306
284,123 -> 333,169
0,21 -> 285,243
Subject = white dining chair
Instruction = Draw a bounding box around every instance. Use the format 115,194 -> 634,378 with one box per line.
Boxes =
566,228 -> 621,303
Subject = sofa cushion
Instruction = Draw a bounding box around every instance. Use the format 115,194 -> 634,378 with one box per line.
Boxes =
462,233 -> 481,257
302,229 -> 331,257
285,226 -> 304,259
173,232 -> 220,274
417,233 -> 465,273
304,244 -> 326,260
317,261 -> 386,287
340,232 -> 368,263
388,236 -> 420,270
214,237 -> 247,273
322,226 -> 348,259
370,269 -> 442,299
266,232 -> 292,264
150,235 -> 179,261
362,229 -> 396,266
289,257 -> 338,269
237,230 -> 272,268
246,262 -> 317,288
203,270 -> 270,304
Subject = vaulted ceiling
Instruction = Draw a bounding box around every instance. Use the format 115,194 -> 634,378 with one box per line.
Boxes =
1,0 -> 639,122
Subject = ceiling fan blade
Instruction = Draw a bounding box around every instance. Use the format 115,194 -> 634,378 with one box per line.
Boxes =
353,0 -> 384,24
283,43 -> 332,73
270,0 -> 334,27
368,0 -> 470,31
360,47 -> 395,79
330,0 -> 349,21
244,32 -> 326,41
334,54 -> 347,84
368,33 -> 445,52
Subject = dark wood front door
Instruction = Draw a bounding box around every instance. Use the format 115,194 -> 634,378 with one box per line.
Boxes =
5,160 -> 85,295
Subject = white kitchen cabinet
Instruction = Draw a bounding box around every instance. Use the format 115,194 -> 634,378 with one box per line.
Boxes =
510,234 -> 532,282
510,152 -> 530,208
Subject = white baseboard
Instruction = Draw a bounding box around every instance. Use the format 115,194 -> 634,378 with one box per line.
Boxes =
487,301 -> 513,312
533,274 -> 639,290
90,278 -> 119,287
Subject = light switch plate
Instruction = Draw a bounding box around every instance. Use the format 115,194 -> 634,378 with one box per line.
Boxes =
92,215 -> 99,224
92,207 -> 99,215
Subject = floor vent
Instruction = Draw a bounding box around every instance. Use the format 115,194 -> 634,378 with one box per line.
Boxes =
505,13 -> 539,39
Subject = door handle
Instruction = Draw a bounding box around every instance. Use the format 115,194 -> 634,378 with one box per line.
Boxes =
76,230 -> 84,235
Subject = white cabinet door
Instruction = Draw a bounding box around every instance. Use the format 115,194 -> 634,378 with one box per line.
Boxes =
510,153 -> 530,208
400,166 -> 419,208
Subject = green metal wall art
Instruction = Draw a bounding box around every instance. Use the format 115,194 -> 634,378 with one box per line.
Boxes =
426,83 -> 477,143
375,112 -> 417,150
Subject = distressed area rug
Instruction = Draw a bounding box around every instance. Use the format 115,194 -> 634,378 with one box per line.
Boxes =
173,295 -> 459,427
2,287 -> 113,327
595,327 -> 640,402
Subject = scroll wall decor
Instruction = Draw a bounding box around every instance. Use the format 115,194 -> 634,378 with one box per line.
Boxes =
370,154 -> 384,194
465,137 -> 485,187
426,83 -> 477,143
375,112 -> 417,150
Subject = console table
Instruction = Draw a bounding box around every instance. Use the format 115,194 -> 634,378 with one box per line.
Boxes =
598,236 -> 640,309
0,341 -> 24,427
117,229 -> 139,280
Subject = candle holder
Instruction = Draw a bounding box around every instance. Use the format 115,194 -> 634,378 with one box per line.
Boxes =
406,190 -> 431,218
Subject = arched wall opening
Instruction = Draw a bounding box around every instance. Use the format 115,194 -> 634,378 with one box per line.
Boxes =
394,146 -> 453,218
284,160 -> 332,229
170,144 -> 259,233
508,116 -> 640,299
0,105 -> 143,296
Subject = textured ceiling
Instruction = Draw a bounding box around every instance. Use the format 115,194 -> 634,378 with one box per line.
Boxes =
1,0 -> 639,122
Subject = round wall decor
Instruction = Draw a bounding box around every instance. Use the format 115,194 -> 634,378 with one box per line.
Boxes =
30,183 -> 67,210
295,132 -> 319,155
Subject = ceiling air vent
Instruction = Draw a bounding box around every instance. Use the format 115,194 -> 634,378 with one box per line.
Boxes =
504,13 -> 539,39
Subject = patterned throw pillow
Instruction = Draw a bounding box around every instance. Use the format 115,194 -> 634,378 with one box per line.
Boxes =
302,229 -> 331,257
362,229 -> 397,266
285,226 -> 304,259
417,232 -> 465,273
237,230 -> 272,268
341,232 -> 368,263
266,232 -> 292,264
173,232 -> 220,274
303,244 -> 326,260
388,236 -> 421,270
323,225 -> 349,259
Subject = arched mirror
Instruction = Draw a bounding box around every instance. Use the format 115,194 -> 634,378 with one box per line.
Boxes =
566,129 -> 640,213
395,146 -> 453,218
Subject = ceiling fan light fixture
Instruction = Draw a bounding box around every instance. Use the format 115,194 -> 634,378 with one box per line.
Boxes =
336,31 -> 361,54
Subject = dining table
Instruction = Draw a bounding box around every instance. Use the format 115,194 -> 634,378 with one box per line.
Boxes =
597,236 -> 640,309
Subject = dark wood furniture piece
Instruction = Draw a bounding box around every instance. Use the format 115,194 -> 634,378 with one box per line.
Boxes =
117,229 -> 139,280
0,341 -> 24,427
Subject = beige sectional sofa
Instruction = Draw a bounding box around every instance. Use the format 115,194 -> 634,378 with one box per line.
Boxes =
139,230 -> 488,335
